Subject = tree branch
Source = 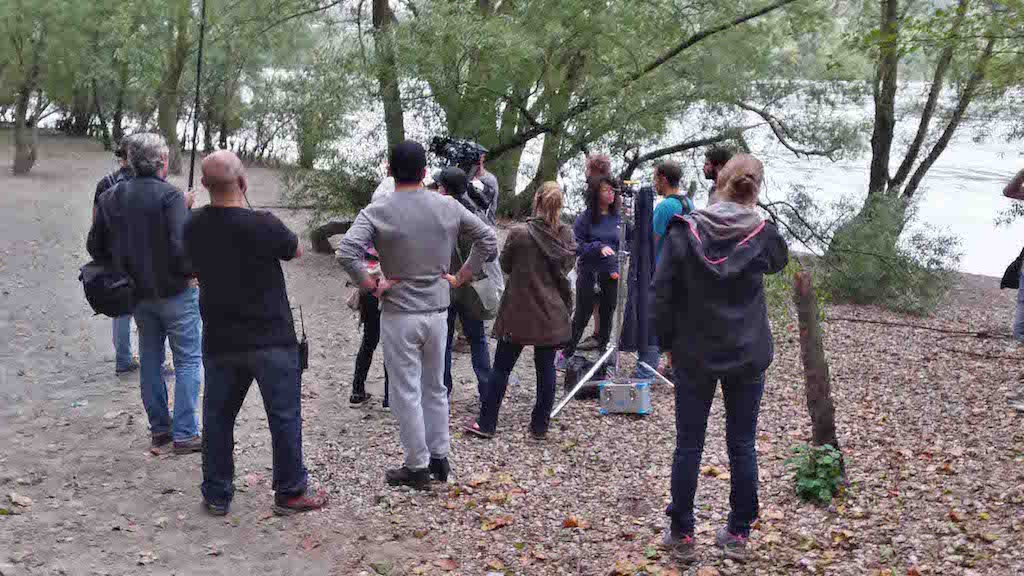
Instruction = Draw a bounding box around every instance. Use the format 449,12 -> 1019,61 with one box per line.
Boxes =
888,0 -> 969,193
257,0 -> 346,36
903,36 -> 997,200
618,126 -> 760,180
736,101 -> 841,160
487,0 -> 801,160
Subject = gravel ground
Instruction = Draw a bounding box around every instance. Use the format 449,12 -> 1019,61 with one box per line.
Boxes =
1,134 -> 1022,576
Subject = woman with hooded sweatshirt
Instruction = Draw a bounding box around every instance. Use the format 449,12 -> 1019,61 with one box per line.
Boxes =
653,155 -> 788,565
464,182 -> 576,439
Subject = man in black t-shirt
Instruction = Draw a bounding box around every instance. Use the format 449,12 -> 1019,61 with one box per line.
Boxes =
184,150 -> 327,517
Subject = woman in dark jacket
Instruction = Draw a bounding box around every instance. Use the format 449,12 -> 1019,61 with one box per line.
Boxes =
464,182 -> 575,439
653,154 -> 788,565
559,175 -> 628,363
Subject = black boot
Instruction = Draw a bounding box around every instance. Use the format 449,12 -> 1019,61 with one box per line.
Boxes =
385,466 -> 431,490
428,457 -> 450,483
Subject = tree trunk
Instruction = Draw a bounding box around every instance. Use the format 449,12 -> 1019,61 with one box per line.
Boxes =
373,0 -> 405,152
12,86 -> 38,175
792,271 -> 842,456
158,0 -> 191,174
867,0 -> 900,197
92,80 -> 112,150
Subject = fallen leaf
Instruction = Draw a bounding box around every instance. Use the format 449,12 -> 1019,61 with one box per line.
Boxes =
644,545 -> 659,560
980,533 -> 999,543
137,551 -> 158,566
612,559 -> 637,575
370,560 -> 394,576
486,558 -> 504,570
562,515 -> 589,529
468,473 -> 491,487
696,567 -> 721,576
700,465 -> 724,478
482,516 -> 513,531
300,536 -> 321,551
204,544 -> 221,557
8,493 -> 32,507
907,567 -> 921,576
488,492 -> 508,504
435,558 -> 457,571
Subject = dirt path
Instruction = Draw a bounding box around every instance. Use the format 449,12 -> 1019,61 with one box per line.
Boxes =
2,134 -> 1023,576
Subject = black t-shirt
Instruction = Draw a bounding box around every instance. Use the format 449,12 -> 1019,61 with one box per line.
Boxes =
184,207 -> 299,355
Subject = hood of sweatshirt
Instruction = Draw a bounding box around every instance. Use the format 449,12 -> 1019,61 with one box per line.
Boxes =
678,202 -> 774,280
526,218 -> 575,267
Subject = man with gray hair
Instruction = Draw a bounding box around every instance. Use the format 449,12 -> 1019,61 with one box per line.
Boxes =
88,132 -> 203,456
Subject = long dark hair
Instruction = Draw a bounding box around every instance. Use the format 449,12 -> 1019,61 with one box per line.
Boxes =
586,175 -> 620,225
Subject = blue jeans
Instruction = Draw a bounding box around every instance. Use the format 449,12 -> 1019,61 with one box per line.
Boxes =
635,342 -> 660,378
478,341 -> 557,435
444,300 -> 492,398
201,346 -> 307,506
133,287 -> 202,441
113,315 -> 133,369
1015,269 -> 1024,343
667,367 -> 765,537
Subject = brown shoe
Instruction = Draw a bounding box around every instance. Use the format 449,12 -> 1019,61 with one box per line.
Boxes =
150,432 -> 172,455
273,487 -> 328,516
173,436 -> 202,455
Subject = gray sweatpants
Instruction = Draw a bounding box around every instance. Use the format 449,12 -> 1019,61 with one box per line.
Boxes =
380,310 -> 450,470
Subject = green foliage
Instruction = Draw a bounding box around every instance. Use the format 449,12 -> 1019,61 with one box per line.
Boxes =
825,196 -> 962,316
280,156 -> 380,225
786,443 -> 844,505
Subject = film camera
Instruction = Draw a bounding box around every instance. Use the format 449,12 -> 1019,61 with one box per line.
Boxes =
430,136 -> 488,169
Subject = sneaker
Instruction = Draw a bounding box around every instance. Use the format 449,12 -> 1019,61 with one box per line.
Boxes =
349,391 -> 372,406
715,527 -> 750,563
385,466 -> 431,490
173,436 -> 202,455
578,336 -> 601,351
203,499 -> 229,517
428,457 -> 450,483
150,432 -> 172,455
273,487 -> 328,516
116,360 -> 140,375
660,528 -> 697,564
555,351 -> 567,371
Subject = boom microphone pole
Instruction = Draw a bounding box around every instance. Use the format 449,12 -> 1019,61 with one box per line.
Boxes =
187,0 -> 208,192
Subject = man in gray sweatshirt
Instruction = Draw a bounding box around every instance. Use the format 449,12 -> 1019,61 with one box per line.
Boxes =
337,140 -> 498,489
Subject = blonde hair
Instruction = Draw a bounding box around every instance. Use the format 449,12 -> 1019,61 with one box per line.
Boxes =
533,181 -> 563,229
715,154 -> 764,207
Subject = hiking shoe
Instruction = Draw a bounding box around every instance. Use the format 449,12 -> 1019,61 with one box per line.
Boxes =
203,499 -> 229,517
579,336 -> 600,351
660,528 -> 697,564
385,466 -> 431,490
349,391 -> 372,406
273,487 -> 328,516
715,527 -> 750,563
173,436 -> 202,455
555,351 -> 567,371
150,432 -> 172,455
116,360 -> 140,375
428,457 -> 450,483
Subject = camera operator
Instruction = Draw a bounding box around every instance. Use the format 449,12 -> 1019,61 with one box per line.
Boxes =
432,167 -> 493,399
430,137 -> 499,225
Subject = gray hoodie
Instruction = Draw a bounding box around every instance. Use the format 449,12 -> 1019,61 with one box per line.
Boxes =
337,188 -> 498,314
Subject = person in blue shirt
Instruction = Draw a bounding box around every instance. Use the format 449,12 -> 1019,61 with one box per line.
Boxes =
562,175 -> 629,360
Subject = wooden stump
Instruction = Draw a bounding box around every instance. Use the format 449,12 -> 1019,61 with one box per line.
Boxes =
309,220 -> 354,254
792,271 -> 842,457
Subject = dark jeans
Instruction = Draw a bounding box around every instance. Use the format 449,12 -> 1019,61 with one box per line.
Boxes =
667,366 -> 765,537
353,291 -> 388,396
565,272 -> 617,357
201,346 -> 308,506
444,300 -> 492,397
478,340 -> 557,435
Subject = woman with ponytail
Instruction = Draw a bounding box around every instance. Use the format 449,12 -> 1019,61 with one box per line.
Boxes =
464,182 -> 576,439
652,154 -> 789,564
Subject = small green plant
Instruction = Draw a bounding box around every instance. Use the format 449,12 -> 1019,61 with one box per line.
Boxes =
786,443 -> 844,504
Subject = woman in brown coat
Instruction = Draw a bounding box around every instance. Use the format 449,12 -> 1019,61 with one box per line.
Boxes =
464,182 -> 576,439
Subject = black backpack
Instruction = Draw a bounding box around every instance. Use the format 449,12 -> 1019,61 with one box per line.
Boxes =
1001,246 -> 1024,290
80,261 -> 137,317
82,184 -> 138,317
563,354 -> 608,400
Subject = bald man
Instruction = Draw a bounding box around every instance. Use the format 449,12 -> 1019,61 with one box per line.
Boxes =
184,151 -> 327,516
